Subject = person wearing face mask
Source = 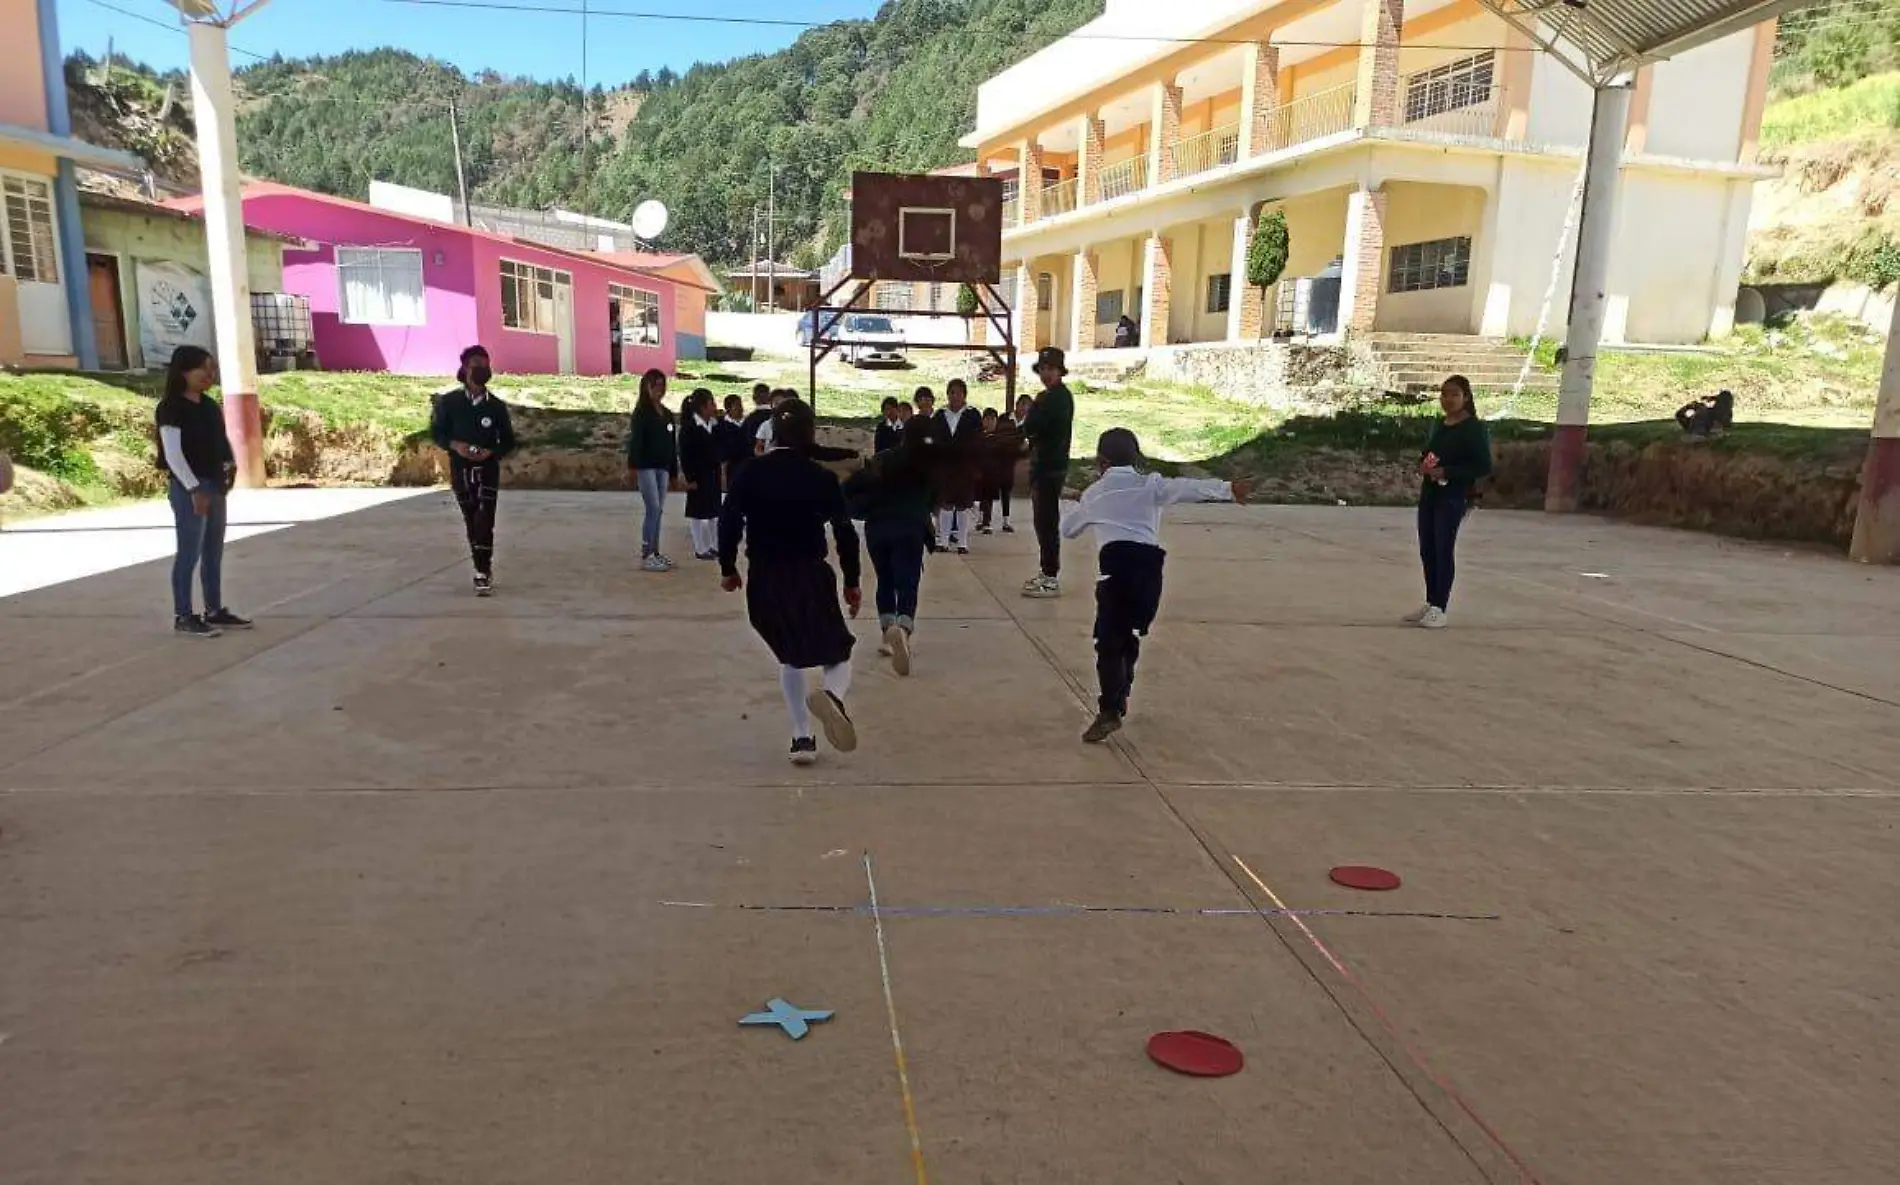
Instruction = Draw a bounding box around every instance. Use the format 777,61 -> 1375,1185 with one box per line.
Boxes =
431,345 -> 517,596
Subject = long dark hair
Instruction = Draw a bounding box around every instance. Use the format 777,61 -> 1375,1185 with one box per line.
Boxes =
639,367 -> 668,407
164,345 -> 213,401
1443,374 -> 1477,419
771,397 -> 817,453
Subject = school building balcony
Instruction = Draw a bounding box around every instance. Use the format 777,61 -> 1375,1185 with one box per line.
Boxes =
961,0 -> 1780,352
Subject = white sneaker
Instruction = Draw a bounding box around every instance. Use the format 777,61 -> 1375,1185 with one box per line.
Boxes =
1418,606 -> 1448,629
1021,575 -> 1062,599
886,625 -> 912,677
1402,604 -> 1431,623
642,554 -> 671,573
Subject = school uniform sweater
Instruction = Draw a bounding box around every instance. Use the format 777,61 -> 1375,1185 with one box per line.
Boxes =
431,388 -> 517,466
679,416 -> 723,517
1420,416 -> 1494,496
626,401 -> 677,474
874,417 -> 905,453
1022,384 -> 1075,479
843,453 -> 936,546
718,448 -> 862,587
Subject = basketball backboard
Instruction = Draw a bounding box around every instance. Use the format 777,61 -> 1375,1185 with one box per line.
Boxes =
850,171 -> 1003,285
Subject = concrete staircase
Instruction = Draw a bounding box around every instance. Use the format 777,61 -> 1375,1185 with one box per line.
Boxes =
1066,352 -> 1148,385
1363,333 -> 1558,396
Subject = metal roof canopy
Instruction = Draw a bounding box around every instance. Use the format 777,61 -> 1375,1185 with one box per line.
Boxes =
1478,0 -> 1821,85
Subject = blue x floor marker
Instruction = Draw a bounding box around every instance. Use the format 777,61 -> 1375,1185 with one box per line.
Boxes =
740,998 -> 834,1040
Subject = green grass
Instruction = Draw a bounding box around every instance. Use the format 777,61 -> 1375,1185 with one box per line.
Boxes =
1762,72 -> 1900,147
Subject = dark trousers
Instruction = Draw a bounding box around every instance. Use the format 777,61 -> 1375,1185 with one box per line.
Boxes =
167,479 -> 226,617
981,473 -> 1013,525
868,530 -> 926,622
1417,485 -> 1468,610
1030,470 -> 1064,577
451,460 -> 500,575
1093,541 -> 1165,717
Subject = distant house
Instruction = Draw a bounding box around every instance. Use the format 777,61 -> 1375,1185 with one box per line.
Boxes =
79,190 -> 295,371
725,262 -> 819,312
593,251 -> 721,361
167,181 -> 713,378
2,0 -> 144,367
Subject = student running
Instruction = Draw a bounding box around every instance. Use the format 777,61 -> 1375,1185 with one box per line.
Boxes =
845,414 -> 942,676
719,398 -> 864,765
430,345 -> 518,596
155,345 -> 250,635
1061,427 -> 1251,743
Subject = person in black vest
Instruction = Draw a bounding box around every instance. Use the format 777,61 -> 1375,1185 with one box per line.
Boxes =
679,388 -> 724,561
155,345 -> 248,635
430,344 -> 517,597
874,397 -> 905,453
719,398 -> 863,765
933,378 -> 983,553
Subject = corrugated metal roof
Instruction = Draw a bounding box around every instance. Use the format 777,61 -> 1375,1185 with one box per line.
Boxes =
1480,0 -> 1822,83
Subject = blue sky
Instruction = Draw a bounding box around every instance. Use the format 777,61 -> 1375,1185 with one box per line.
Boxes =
56,0 -> 883,84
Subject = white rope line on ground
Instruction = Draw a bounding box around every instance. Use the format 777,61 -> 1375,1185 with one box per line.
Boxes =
1503,155 -> 1590,420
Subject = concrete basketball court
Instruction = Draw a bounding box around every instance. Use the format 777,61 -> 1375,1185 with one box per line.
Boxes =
1,490 -> 1895,1184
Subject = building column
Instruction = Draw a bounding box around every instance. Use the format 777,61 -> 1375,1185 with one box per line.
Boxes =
1017,141 -> 1045,225
37,0 -> 95,368
1352,0 -> 1403,129
189,20 -> 266,488
1015,260 -> 1041,352
1077,114 -> 1104,206
1339,186 -> 1387,335
1497,25 -> 1534,141
1849,298 -> 1900,563
1227,208 -> 1268,341
1140,234 -> 1172,347
1071,249 -> 1099,351
1738,20 -> 1778,163
1148,82 -> 1183,186
1548,82 -> 1633,513
1239,42 -> 1280,158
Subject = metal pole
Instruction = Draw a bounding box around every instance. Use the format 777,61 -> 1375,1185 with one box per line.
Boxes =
1545,81 -> 1632,513
1849,296 -> 1900,563
39,0 -> 97,370
188,20 -> 265,487
767,165 -> 777,315
449,96 -> 472,227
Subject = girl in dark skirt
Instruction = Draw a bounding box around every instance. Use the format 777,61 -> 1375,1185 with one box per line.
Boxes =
719,398 -> 864,764
679,388 -> 724,560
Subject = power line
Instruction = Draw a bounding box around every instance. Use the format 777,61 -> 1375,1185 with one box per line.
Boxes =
78,0 -> 271,61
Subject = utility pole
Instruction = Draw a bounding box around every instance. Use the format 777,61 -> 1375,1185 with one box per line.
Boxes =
767,161 -> 777,314
750,205 -> 761,309
448,95 -> 471,227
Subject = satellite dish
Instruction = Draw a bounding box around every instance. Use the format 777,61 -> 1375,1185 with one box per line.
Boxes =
631,200 -> 670,241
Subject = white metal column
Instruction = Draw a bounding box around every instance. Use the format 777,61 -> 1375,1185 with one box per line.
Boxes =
1849,297 -> 1900,563
188,20 -> 265,487
1546,81 -> 1631,512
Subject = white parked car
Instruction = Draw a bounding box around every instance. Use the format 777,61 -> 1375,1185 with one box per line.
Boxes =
842,314 -> 908,367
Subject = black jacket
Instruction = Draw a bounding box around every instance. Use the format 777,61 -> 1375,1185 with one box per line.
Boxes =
431,388 -> 517,464
874,418 -> 905,454
714,418 -> 751,467
1022,383 -> 1074,479
679,417 -> 721,487
718,449 -> 861,587
626,399 -> 678,474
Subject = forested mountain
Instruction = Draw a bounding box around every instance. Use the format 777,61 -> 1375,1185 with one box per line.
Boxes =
76,0 -> 1099,267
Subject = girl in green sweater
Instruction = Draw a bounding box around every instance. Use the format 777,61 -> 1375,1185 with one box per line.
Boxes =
1410,374 -> 1493,629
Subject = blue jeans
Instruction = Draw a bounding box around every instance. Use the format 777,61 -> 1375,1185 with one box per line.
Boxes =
636,468 -> 669,555
1417,485 -> 1467,610
168,479 -> 225,618
868,530 -> 925,623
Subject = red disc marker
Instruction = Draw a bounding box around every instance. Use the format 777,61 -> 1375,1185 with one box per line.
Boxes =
1147,1030 -> 1244,1077
1330,865 -> 1401,891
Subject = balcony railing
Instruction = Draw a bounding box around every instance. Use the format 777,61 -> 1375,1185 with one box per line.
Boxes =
1042,177 -> 1078,217
1098,155 -> 1148,202
1400,85 -> 1505,139
1001,197 -> 1019,227
1258,81 -> 1357,154
1171,123 -> 1241,178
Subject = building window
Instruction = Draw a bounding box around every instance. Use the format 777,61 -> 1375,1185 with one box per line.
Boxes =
1035,272 -> 1054,310
1404,52 -> 1496,122
1095,290 -> 1124,325
1388,236 -> 1473,293
874,282 -> 913,311
1,174 -> 60,284
499,259 -> 572,334
1206,273 -> 1232,314
610,282 -> 661,345
335,247 -> 425,326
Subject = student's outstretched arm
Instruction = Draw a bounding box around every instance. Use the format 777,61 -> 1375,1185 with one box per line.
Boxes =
1152,475 -> 1237,505
1059,493 -> 1094,540
825,480 -> 862,590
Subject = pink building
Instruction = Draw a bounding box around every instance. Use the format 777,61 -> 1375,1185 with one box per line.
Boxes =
168,182 -> 714,378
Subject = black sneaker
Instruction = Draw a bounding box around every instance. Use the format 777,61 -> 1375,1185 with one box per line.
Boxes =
1001,522 -> 1016,534
174,614 -> 221,639
805,688 -> 858,753
788,736 -> 819,766
473,573 -> 493,597
1082,711 -> 1123,743
203,608 -> 253,630
977,523 -> 993,535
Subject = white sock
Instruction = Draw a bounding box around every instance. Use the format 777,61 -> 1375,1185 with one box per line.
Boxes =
937,509 -> 954,543
821,662 -> 852,701
700,519 -> 718,553
780,666 -> 813,738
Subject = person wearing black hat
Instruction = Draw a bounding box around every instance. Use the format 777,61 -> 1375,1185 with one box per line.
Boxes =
1061,427 -> 1252,743
431,344 -> 517,596
1020,346 -> 1075,598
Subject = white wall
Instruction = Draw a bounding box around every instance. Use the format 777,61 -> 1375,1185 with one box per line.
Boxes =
1644,31 -> 1753,162
1477,157 -> 1579,339
1609,171 -> 1739,343
1525,53 -> 1593,149
707,311 -> 801,356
